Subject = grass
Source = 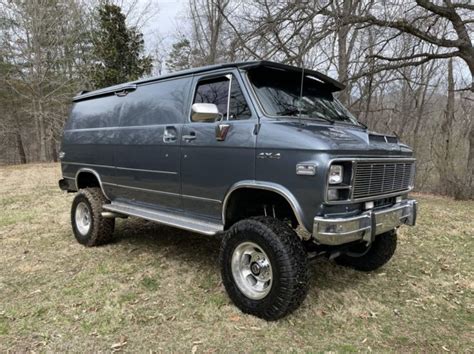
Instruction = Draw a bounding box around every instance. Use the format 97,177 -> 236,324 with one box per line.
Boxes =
0,163 -> 472,352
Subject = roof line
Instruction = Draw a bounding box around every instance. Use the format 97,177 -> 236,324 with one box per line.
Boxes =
73,60 -> 345,101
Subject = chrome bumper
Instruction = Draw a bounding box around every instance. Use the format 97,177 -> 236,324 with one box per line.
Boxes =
313,199 -> 417,246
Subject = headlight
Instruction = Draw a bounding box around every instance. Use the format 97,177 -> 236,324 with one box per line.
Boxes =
328,165 -> 344,184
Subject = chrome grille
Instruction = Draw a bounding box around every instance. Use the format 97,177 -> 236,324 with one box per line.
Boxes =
352,161 -> 414,199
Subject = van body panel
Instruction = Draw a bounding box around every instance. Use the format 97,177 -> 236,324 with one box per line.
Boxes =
181,120 -> 257,219
61,94 -> 123,199
112,77 -> 192,210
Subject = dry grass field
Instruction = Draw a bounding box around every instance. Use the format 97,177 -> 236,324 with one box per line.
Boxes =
0,163 -> 473,352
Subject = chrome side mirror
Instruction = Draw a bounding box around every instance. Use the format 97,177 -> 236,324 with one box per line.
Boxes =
191,103 -> 221,122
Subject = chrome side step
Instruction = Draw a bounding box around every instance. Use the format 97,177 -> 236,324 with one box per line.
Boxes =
102,202 -> 223,236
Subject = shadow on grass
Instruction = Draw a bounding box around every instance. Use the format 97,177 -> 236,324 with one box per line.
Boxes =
113,217 -> 221,267
112,217 -> 368,296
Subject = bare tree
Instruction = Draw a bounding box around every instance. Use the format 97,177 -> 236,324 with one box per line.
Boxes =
321,0 -> 474,91
1,0 -> 92,162
189,0 -> 231,65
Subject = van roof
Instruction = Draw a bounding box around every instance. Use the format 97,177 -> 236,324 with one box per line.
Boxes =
73,60 -> 345,102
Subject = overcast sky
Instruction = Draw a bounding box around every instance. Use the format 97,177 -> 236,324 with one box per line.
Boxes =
143,0 -> 186,50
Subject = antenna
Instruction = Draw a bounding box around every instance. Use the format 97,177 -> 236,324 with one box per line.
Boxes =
298,55 -> 305,125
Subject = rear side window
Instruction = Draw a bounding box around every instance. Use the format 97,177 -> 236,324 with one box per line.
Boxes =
120,77 -> 191,126
67,95 -> 122,130
192,75 -> 251,121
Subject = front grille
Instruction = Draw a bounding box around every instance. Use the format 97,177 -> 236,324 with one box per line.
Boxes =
352,161 -> 414,199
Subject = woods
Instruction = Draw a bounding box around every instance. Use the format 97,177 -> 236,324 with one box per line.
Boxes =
0,0 -> 151,164
1,0 -> 473,199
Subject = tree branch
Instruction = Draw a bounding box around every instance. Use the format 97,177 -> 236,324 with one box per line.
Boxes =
350,50 -> 459,81
320,8 -> 463,48
369,50 -> 460,62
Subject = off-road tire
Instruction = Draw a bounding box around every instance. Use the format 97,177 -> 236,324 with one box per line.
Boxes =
71,188 -> 115,246
335,230 -> 397,271
220,216 -> 309,321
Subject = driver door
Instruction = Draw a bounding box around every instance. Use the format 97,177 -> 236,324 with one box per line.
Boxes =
180,71 -> 257,220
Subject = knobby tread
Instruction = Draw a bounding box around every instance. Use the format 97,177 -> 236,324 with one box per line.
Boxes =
335,230 -> 397,271
71,188 -> 115,247
220,216 -> 309,321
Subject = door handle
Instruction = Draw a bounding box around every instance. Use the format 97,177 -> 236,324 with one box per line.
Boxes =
182,132 -> 196,142
163,126 -> 177,143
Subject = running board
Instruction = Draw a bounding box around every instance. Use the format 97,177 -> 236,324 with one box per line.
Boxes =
103,202 -> 223,236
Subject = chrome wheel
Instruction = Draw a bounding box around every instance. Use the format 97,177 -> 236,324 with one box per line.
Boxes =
231,242 -> 273,300
75,201 -> 91,236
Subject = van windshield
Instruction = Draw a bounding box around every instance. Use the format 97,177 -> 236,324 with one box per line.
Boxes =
248,68 -> 360,126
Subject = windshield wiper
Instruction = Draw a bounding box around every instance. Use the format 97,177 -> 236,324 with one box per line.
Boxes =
277,107 -> 305,116
277,108 -> 335,124
357,120 -> 368,130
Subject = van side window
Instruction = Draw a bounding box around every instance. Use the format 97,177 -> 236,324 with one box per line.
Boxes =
193,77 -> 230,119
120,77 -> 191,126
193,75 -> 251,121
69,95 -> 122,129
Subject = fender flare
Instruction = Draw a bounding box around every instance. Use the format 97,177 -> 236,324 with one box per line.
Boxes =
221,180 -> 308,233
74,168 -> 111,201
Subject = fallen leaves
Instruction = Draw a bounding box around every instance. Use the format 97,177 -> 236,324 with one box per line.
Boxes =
192,340 -> 203,354
111,336 -> 128,351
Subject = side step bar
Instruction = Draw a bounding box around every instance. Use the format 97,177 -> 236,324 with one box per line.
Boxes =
103,202 -> 224,236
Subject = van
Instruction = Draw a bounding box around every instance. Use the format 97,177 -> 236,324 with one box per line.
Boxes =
59,61 -> 417,320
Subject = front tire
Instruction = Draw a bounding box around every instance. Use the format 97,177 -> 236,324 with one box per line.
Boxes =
71,188 -> 115,246
220,217 -> 309,321
335,230 -> 397,271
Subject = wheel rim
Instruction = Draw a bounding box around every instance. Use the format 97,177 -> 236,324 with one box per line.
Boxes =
231,242 -> 273,300
75,202 -> 92,235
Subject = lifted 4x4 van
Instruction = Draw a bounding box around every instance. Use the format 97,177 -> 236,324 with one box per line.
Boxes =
59,61 -> 417,320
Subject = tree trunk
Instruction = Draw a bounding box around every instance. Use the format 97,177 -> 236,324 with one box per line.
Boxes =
37,101 -> 47,162
439,59 -> 455,195
50,137 -> 58,162
412,62 -> 433,155
459,44 -> 474,92
16,132 -> 27,164
337,1 -> 350,105
468,125 -> 474,198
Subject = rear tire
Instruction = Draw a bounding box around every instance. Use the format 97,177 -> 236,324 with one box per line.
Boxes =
335,230 -> 397,271
71,188 -> 115,246
220,216 -> 309,321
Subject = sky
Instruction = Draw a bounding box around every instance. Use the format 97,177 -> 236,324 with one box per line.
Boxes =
143,0 -> 186,50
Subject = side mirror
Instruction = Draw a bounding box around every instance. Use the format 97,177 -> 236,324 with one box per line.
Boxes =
191,103 -> 221,122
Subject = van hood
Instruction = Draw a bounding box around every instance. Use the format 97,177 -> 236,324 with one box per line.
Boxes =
261,120 -> 413,156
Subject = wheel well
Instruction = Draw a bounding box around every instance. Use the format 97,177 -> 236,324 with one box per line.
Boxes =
224,188 -> 298,229
76,171 -> 100,189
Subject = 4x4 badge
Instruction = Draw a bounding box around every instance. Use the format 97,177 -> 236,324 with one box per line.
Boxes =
257,152 -> 281,159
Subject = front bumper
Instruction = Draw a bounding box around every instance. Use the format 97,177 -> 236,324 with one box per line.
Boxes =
313,199 -> 417,246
